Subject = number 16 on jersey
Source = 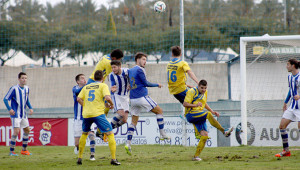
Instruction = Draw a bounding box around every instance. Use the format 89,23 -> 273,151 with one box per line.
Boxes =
167,70 -> 177,82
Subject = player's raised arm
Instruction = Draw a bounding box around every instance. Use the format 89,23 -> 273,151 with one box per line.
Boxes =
138,68 -> 159,87
187,70 -> 199,85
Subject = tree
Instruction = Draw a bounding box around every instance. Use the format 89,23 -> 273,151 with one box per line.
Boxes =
0,21 -> 22,66
8,0 -> 45,22
106,11 -> 117,36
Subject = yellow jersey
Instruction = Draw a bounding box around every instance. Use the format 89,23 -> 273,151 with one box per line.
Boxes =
184,87 -> 207,115
167,58 -> 191,94
77,82 -> 110,118
89,54 -> 112,81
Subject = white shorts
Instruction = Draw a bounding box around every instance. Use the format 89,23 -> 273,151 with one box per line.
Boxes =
130,96 -> 157,116
73,119 -> 96,138
11,117 -> 29,129
112,94 -> 129,113
282,108 -> 300,121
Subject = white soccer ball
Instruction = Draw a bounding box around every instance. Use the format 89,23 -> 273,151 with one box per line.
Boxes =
154,1 -> 166,13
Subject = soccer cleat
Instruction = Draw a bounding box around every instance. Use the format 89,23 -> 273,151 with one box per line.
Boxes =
103,134 -> 108,142
74,147 -> 79,155
111,159 -> 121,165
77,158 -> 82,165
160,134 -> 171,140
124,144 -> 132,156
9,151 -> 18,156
275,150 -> 291,157
192,156 -> 202,161
21,150 -> 32,155
96,129 -> 104,140
90,155 -> 96,161
224,127 -> 234,137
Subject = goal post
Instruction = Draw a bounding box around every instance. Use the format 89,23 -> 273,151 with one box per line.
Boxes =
239,35 -> 300,146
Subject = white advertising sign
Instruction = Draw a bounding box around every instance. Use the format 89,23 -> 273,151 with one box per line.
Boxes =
230,117 -> 300,146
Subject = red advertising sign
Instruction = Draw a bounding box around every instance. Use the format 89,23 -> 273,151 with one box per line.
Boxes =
0,118 -> 68,146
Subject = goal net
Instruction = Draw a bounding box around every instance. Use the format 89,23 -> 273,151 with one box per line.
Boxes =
232,35 -> 300,146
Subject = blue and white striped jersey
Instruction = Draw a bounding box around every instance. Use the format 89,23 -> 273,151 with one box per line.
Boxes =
109,68 -> 129,96
4,85 -> 32,118
72,85 -> 83,120
288,73 -> 300,109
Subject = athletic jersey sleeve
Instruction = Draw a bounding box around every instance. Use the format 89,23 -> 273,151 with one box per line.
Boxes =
138,68 -> 159,87
184,89 -> 195,104
73,86 -> 83,96
182,61 -> 191,72
3,98 -> 11,111
26,98 -> 33,109
3,87 -> 15,111
4,87 -> 15,101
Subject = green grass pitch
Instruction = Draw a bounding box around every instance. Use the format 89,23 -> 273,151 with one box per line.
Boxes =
1,145 -> 300,169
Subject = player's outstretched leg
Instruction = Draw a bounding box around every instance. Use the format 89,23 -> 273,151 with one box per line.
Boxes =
125,123 -> 135,156
111,112 -> 127,129
156,114 -> 170,140
89,133 -> 96,161
96,128 -> 105,140
206,112 -> 233,137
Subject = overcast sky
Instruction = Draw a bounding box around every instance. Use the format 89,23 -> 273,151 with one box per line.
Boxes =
39,0 -> 111,8
6,0 -> 119,8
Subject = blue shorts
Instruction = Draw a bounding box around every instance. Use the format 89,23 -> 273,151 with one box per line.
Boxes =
87,78 -> 96,85
173,89 -> 188,104
185,111 -> 208,132
82,114 -> 112,133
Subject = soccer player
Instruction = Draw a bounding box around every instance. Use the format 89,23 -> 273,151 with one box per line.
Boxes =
108,60 -> 130,129
87,49 -> 124,84
275,58 -> 300,157
72,74 -> 96,161
125,52 -> 170,156
3,72 -> 33,156
76,70 -> 120,165
167,46 -> 200,138
183,80 -> 233,161
167,46 -> 199,103
87,49 -> 123,139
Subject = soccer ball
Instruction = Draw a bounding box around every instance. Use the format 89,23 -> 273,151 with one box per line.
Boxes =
154,1 -> 166,13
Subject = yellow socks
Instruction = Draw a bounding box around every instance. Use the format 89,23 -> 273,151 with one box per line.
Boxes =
207,112 -> 224,133
107,133 -> 116,160
195,136 -> 209,157
78,133 -> 88,158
